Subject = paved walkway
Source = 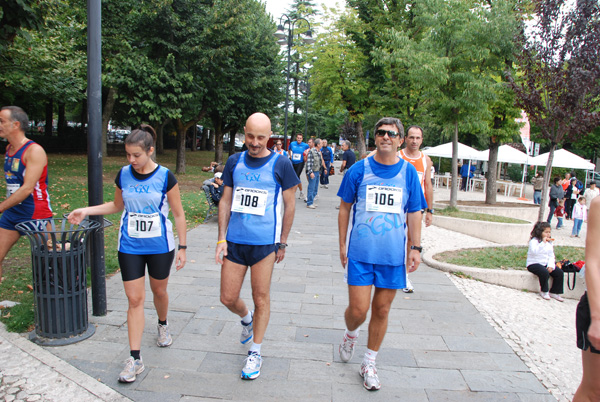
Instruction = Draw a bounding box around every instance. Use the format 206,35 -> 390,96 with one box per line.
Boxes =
1,164 -> 567,401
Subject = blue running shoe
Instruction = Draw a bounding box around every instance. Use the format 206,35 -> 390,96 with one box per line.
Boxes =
241,351 -> 262,380
240,311 -> 253,344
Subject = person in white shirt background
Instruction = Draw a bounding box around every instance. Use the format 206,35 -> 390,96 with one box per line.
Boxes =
526,221 -> 565,302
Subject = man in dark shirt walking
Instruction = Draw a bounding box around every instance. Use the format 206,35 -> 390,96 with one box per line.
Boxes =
340,141 -> 356,174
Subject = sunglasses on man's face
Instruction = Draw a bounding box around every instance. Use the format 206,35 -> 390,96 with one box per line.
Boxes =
375,129 -> 401,138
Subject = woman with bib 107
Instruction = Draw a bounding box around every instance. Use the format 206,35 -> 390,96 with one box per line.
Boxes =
68,125 -> 187,383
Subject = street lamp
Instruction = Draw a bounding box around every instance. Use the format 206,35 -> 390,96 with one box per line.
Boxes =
299,79 -> 310,137
274,15 -> 315,150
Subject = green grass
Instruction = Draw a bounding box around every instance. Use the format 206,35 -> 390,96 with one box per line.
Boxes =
434,246 -> 585,270
0,149 -> 218,332
437,207 -> 529,224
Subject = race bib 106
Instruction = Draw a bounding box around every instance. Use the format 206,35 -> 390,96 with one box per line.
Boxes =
366,185 -> 403,214
231,187 -> 268,216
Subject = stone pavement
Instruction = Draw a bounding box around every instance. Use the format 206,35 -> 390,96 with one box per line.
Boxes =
3,162 -> 558,401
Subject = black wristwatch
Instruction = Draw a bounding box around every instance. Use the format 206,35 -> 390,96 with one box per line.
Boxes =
426,208 -> 435,214
278,243 -> 288,249
410,245 -> 423,253
178,245 -> 187,250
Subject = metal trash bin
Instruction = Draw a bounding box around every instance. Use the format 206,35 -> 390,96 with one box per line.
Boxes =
16,218 -> 103,346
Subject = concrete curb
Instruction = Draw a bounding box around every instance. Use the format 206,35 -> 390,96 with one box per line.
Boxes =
423,244 -> 586,300
0,323 -> 131,401
432,215 -> 532,244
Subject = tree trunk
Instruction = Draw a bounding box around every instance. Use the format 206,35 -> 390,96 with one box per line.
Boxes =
214,126 -> 224,164
450,120 -> 459,208
175,119 -> 187,174
102,87 -> 117,156
538,143 -> 557,221
57,103 -> 66,135
485,139 -> 500,204
208,129 -> 215,151
201,128 -> 208,151
190,124 -> 197,152
45,99 -> 53,136
155,118 -> 169,155
227,127 -> 237,157
355,120 -> 366,158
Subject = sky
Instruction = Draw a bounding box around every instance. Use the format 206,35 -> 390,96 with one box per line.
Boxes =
263,0 -> 343,24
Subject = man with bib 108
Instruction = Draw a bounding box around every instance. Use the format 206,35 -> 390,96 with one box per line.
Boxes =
216,113 -> 300,381
337,117 -> 427,390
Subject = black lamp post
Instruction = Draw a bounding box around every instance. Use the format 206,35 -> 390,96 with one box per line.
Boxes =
299,79 -> 310,137
274,15 -> 315,149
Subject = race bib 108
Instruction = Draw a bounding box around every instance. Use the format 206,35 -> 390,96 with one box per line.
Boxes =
231,187 -> 268,216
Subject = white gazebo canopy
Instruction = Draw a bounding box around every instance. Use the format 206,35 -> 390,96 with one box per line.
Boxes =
477,145 -> 530,164
529,148 -> 595,170
423,142 -> 484,161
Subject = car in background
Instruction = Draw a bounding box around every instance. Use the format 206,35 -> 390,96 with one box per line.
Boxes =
223,138 -> 244,151
107,128 -> 130,143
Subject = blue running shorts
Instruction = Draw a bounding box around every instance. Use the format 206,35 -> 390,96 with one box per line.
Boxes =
347,258 -> 407,289
225,241 -> 278,267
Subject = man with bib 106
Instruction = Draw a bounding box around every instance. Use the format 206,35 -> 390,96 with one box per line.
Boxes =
216,113 -> 300,381
337,117 -> 427,391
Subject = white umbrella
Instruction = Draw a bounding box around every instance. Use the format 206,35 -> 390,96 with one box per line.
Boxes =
529,148 -> 595,170
423,142 -> 484,160
476,145 -> 530,164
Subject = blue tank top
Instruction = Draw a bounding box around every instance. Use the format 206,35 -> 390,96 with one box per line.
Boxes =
117,165 -> 174,254
227,151 -> 283,245
347,157 -> 409,266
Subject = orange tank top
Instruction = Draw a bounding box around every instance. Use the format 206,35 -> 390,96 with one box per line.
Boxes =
398,149 -> 426,193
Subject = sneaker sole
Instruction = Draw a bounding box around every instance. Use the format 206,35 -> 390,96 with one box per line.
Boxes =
157,338 -> 173,347
118,366 -> 145,383
241,370 -> 260,380
360,371 -> 381,391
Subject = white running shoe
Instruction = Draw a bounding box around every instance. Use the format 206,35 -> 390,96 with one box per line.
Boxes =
298,192 -> 304,199
240,311 -> 254,344
118,357 -> 145,383
241,352 -> 262,380
540,292 -> 551,300
549,293 -> 564,302
402,278 -> 414,293
157,323 -> 173,347
339,333 -> 357,362
360,360 -> 381,390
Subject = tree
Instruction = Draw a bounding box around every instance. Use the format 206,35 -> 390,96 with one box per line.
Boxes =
0,0 -> 48,50
507,0 -> 600,220
0,0 -> 86,126
202,0 -> 284,163
310,6 -> 373,157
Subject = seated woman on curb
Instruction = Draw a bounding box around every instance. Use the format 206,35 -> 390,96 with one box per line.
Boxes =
526,221 -> 565,302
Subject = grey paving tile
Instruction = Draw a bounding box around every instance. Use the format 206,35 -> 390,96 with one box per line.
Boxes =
443,335 -> 514,353
414,350 -> 523,371
426,389 -> 521,402
462,370 -> 549,393
383,332 -> 449,351
135,368 -> 234,399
